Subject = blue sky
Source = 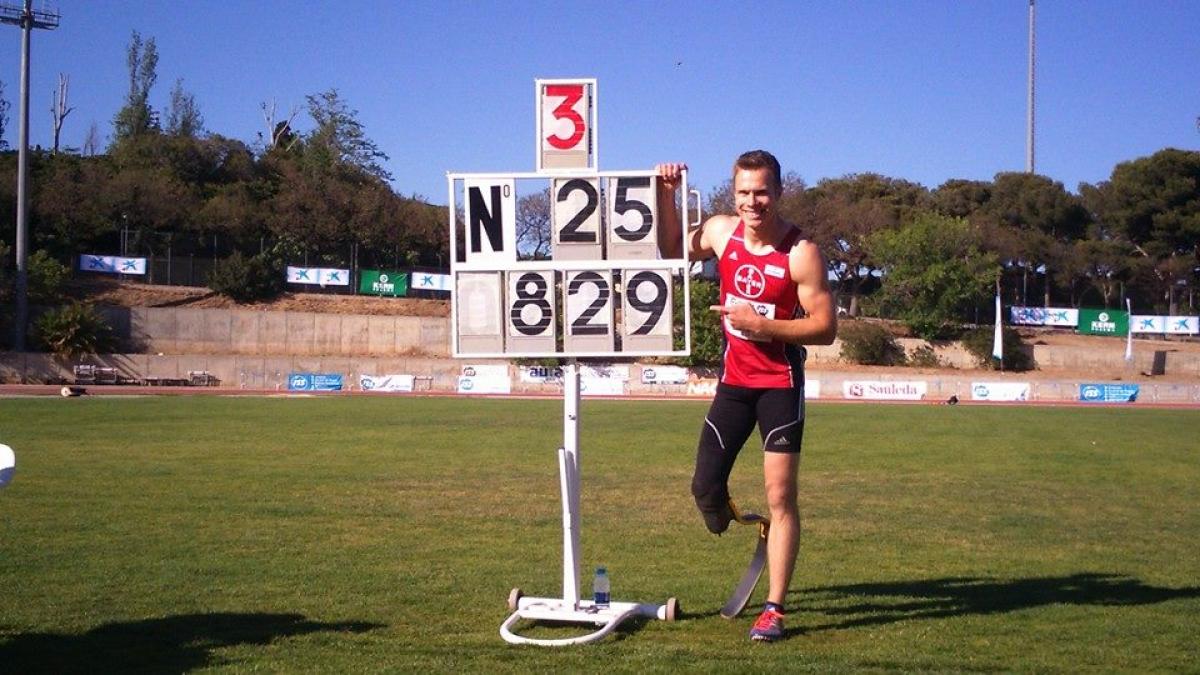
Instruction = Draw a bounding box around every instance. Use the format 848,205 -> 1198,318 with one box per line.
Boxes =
1,1 -> 1197,204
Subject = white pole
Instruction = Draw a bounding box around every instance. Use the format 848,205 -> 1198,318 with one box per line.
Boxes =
559,360 -> 582,607
1026,0 -> 1036,174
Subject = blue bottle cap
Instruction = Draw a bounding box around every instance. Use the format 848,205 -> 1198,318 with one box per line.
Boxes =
596,566 -> 607,574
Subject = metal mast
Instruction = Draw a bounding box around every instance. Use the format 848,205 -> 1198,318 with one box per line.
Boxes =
0,1 -> 60,352
1026,0 -> 1036,174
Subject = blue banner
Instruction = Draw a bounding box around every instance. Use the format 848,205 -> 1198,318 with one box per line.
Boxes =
287,373 -> 344,392
1079,383 -> 1139,403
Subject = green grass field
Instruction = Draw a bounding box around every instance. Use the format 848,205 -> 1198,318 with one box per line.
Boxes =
1,396 -> 1197,672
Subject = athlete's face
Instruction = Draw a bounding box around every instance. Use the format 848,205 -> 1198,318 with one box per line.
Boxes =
733,168 -> 780,230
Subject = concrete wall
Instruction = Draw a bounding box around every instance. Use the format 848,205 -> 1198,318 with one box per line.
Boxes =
7,305 -> 1197,391
100,306 -> 450,357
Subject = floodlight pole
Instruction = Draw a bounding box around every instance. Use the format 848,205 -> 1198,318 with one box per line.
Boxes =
0,1 -> 60,352
1025,0 -> 1036,174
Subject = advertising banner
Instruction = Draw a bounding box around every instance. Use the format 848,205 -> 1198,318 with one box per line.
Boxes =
687,379 -> 718,397
1079,383 -> 1139,403
411,272 -> 452,292
580,364 -> 629,396
1009,306 -> 1078,327
80,254 -> 147,275
358,270 -> 408,297
519,365 -> 564,383
805,379 -> 821,400
640,365 -> 688,385
457,364 -> 510,394
287,373 -> 343,391
1131,315 -> 1167,334
286,266 -> 350,286
970,382 -> 1030,402
358,374 -> 414,392
842,380 -> 927,401
1166,316 -> 1199,335
1077,309 -> 1128,336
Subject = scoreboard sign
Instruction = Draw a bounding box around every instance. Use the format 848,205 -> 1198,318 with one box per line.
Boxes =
537,79 -> 596,172
447,79 -> 698,359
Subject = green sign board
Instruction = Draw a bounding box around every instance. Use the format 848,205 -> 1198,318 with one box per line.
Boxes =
358,270 -> 408,297
1078,308 -> 1128,336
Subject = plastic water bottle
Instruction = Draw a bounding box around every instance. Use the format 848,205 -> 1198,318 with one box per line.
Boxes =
593,566 -> 610,608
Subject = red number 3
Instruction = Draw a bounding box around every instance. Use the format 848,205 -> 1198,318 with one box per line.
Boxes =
545,84 -> 585,150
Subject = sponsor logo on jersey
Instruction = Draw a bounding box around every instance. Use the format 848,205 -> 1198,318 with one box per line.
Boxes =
733,265 -> 766,298
764,264 -> 786,279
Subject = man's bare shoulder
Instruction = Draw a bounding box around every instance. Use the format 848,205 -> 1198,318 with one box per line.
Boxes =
787,237 -> 828,283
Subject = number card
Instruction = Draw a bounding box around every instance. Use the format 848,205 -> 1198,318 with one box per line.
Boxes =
621,269 -> 673,352
564,270 -> 615,353
607,175 -> 658,260
537,79 -> 596,172
551,177 -> 602,260
455,272 -> 505,354
465,178 -> 516,263
506,270 -> 557,353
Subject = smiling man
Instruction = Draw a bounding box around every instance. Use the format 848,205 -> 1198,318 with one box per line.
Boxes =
657,150 -> 837,642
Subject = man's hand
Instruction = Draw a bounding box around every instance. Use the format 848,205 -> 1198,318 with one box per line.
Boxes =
656,162 -> 687,194
711,303 -> 767,340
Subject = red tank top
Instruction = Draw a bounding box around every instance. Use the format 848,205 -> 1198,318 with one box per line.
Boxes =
717,221 -> 805,388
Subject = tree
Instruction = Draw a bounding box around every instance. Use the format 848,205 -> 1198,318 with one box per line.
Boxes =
50,73 -> 74,153
82,121 -> 101,156
165,78 -> 204,138
803,174 -> 930,317
1081,149 -> 1200,314
111,31 -> 159,143
868,212 -> 999,339
930,179 -> 991,218
303,89 -> 391,181
516,188 -> 551,259
983,172 -> 1091,306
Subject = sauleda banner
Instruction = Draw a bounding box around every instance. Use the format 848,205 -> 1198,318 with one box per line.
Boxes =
1077,308 -> 1128,336
358,270 -> 408,297
842,380 -> 927,400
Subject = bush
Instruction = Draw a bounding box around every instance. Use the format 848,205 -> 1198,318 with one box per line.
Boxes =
208,251 -> 284,303
673,278 -> 722,367
32,303 -> 117,359
961,326 -> 1035,371
839,321 -> 906,366
27,250 -> 71,304
907,344 -> 942,368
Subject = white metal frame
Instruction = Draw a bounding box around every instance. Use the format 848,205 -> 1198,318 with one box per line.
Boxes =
497,362 -> 675,646
446,170 -> 700,359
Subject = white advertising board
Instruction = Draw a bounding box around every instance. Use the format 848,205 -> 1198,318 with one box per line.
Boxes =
80,254 -> 147,275
842,380 -> 927,401
457,364 -> 511,394
640,365 -> 688,385
970,382 -> 1030,402
359,374 -> 415,392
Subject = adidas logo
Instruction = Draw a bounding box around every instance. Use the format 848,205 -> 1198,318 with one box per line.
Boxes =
729,250 -> 739,260
772,436 -> 789,446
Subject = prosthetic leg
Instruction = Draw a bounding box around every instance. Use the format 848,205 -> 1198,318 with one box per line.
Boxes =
719,499 -> 771,619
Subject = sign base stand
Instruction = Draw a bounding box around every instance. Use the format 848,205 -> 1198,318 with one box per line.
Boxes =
498,361 -> 678,646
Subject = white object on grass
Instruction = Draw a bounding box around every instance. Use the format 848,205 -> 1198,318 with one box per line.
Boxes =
0,444 -> 14,488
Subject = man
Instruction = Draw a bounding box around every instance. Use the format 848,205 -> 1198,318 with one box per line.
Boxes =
656,150 -> 837,642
